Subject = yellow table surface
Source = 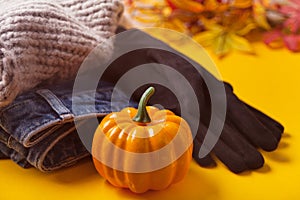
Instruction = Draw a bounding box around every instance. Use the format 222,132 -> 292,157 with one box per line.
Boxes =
1,40 -> 300,200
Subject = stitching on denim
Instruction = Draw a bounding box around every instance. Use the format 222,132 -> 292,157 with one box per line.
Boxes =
24,123 -> 63,147
0,98 -> 37,116
35,121 -> 85,171
45,152 -> 89,171
0,98 -> 52,137
22,119 -> 61,147
36,89 -> 72,116
28,124 -> 62,144
7,135 -> 13,148
0,103 -> 59,145
0,140 -> 11,155
37,89 -> 70,113
0,127 -> 9,143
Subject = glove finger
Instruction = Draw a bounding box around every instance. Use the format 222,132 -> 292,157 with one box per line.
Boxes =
213,139 -> 249,174
243,102 -> 284,141
224,82 -> 282,150
193,137 -> 216,167
220,121 -> 265,170
195,123 -> 248,173
224,81 -> 284,134
227,94 -> 279,151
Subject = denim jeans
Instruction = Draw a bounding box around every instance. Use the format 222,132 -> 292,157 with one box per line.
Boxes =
0,81 -> 137,172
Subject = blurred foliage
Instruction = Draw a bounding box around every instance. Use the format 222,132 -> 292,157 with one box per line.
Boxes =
125,0 -> 300,56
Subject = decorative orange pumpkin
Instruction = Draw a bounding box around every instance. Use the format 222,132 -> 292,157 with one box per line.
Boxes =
92,87 -> 193,193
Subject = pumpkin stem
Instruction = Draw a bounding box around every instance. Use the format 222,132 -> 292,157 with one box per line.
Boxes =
133,87 -> 155,123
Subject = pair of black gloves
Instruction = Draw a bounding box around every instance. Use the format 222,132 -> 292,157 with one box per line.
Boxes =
100,27 -> 284,174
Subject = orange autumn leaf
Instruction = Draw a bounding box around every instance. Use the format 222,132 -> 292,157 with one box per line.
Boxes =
167,0 -> 205,13
231,0 -> 253,8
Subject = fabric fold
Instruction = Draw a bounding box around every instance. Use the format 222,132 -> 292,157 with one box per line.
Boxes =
0,80 -> 137,172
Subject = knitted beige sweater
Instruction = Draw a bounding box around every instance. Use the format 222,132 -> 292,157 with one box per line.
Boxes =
0,0 -> 123,107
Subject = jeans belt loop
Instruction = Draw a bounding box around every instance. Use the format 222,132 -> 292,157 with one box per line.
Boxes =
36,89 -> 74,122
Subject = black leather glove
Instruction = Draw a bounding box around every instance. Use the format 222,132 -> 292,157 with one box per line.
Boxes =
101,27 -> 284,173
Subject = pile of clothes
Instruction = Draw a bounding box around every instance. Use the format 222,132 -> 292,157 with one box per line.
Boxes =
0,0 -> 129,171
0,0 -> 284,174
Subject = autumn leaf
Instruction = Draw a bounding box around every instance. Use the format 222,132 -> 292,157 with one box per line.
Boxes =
283,35 -> 300,51
280,0 -> 300,33
167,0 -> 205,13
231,0 -> 253,8
193,21 -> 254,56
263,30 -> 284,48
263,0 -> 300,52
253,0 -> 271,30
227,33 -> 254,52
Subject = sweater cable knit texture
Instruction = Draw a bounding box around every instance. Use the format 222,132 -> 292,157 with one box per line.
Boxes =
0,0 -> 123,107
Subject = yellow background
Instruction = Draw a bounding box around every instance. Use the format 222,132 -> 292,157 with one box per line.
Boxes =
1,38 -> 300,200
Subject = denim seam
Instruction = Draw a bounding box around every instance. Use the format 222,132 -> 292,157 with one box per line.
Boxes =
0,98 -> 38,116
6,135 -> 28,157
0,98 -> 59,145
36,120 -> 86,172
37,126 -> 76,171
23,112 -> 109,147
7,135 -> 14,149
36,89 -> 74,120
22,118 -> 62,147
23,123 -> 63,147
74,112 -> 109,120
0,127 -> 9,143
0,140 -> 11,157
